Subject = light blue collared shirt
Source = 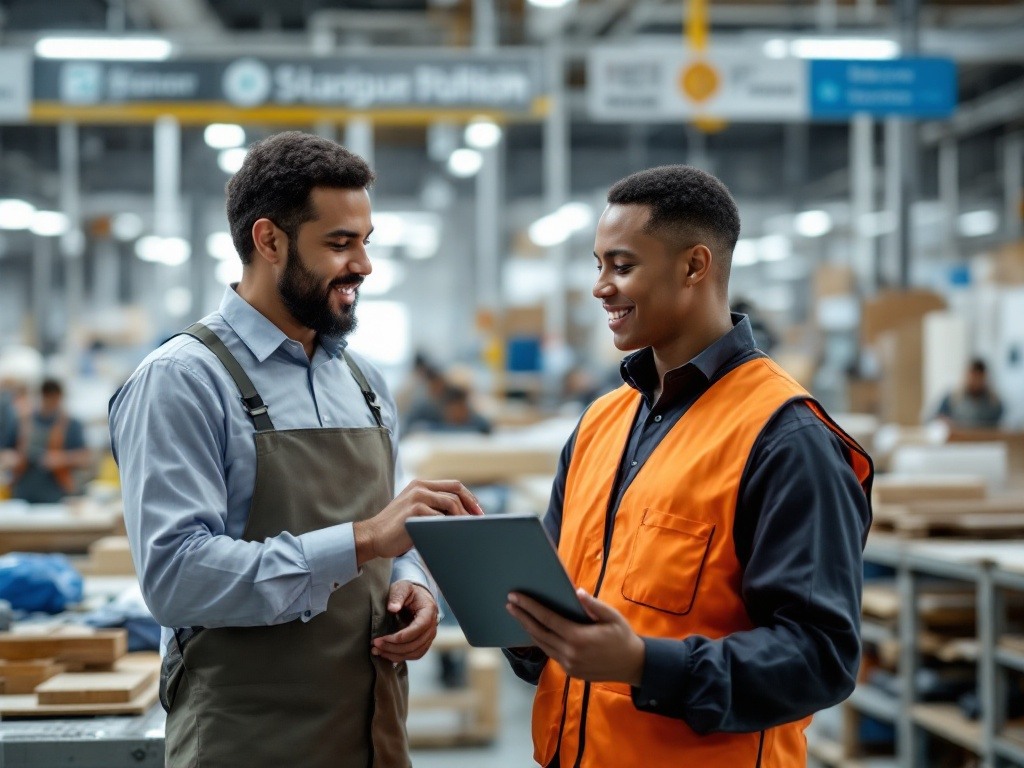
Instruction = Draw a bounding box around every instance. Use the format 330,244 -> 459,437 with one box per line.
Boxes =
109,287 -> 432,652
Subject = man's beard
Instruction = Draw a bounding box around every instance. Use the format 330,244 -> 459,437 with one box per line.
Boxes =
278,239 -> 360,338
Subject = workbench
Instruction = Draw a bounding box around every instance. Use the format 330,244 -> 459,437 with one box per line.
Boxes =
0,702 -> 165,767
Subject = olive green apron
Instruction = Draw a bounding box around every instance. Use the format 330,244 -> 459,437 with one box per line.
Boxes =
162,323 -> 410,768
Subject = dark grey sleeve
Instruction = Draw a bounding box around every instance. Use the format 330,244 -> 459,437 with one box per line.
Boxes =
630,403 -> 872,733
502,424 -> 579,685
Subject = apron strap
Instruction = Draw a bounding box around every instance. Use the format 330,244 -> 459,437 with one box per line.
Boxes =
341,351 -> 385,428
182,322 -> 276,432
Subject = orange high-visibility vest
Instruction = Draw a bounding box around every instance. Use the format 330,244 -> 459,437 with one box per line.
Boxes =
532,357 -> 872,768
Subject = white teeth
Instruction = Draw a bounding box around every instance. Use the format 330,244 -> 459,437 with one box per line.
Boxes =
607,308 -> 631,320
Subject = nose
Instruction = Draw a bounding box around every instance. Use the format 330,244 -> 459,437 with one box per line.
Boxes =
593,273 -> 615,300
350,245 -> 372,276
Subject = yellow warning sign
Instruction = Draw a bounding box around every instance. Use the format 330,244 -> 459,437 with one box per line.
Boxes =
679,61 -> 720,103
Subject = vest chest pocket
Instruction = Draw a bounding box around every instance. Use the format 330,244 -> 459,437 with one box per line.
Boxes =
621,509 -> 715,615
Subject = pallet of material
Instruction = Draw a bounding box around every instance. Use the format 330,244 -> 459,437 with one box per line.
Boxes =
0,627 -> 127,667
0,658 -> 64,694
862,582 -> 976,627
872,497 -> 1024,537
872,632 -> 978,668
871,475 -> 987,505
0,653 -> 160,718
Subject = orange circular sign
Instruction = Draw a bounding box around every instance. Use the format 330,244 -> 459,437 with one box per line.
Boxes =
679,61 -> 720,103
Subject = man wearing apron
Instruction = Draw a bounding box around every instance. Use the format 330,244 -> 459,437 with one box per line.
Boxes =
110,132 -> 482,768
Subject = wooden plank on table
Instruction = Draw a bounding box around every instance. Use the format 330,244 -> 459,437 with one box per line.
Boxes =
35,667 -> 156,705
901,498 -> 1024,517
872,475 -> 987,505
0,654 -> 160,717
0,628 -> 126,666
0,659 -> 64,694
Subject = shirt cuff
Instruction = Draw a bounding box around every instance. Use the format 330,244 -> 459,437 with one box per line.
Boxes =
298,522 -> 360,592
391,549 -> 435,595
631,636 -> 690,714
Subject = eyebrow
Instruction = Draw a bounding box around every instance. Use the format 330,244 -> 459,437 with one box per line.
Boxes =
593,248 -> 637,259
324,226 -> 374,240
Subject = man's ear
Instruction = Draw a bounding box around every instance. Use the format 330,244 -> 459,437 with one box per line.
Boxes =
251,218 -> 285,265
683,244 -> 714,286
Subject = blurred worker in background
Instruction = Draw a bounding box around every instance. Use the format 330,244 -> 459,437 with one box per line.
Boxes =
3,379 -> 90,504
934,357 -> 1004,429
109,131 -> 481,768
397,352 -> 449,433
505,165 -> 873,768
0,380 -> 20,498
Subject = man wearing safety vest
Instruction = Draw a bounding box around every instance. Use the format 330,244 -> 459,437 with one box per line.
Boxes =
7,379 -> 91,504
505,165 -> 873,768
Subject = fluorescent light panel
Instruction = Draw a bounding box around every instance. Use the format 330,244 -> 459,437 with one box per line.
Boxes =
764,37 -> 900,60
36,36 -> 173,61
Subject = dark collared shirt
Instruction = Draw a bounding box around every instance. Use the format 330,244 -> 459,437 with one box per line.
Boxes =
507,315 -> 872,735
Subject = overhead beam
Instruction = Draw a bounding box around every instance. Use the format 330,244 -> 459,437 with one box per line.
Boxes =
561,29 -> 1024,64
623,1 -> 1024,32
922,76 -> 1024,143
137,0 -> 223,32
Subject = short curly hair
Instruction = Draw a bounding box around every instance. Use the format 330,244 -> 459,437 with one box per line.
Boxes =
226,131 -> 375,264
607,165 -> 740,285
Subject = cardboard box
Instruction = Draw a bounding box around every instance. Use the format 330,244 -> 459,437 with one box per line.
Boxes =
861,289 -> 945,347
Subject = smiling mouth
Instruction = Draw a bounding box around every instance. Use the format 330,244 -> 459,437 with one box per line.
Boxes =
607,307 -> 633,321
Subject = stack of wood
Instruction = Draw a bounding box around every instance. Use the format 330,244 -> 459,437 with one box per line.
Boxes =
862,580 -> 981,669
77,535 -> 137,577
0,626 -> 159,716
871,475 -> 1024,538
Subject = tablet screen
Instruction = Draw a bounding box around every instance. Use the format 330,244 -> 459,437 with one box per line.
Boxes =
406,514 -> 591,647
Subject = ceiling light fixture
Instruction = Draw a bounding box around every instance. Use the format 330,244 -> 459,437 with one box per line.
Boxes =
447,148 -> 484,178
218,148 -> 248,175
0,199 -> 36,230
958,210 -> 999,238
528,202 -> 595,248
35,36 -> 173,61
111,212 -> 144,241
29,211 -> 70,237
763,37 -> 900,60
794,210 -> 833,238
204,124 -> 246,150
464,119 -> 502,149
206,232 -> 237,260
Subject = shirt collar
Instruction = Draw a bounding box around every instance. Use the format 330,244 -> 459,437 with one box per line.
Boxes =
218,286 -> 349,363
620,313 -> 758,396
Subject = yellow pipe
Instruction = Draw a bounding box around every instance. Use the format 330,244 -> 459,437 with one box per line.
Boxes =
687,0 -> 709,53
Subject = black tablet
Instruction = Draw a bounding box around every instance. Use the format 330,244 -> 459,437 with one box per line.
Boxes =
405,513 -> 592,648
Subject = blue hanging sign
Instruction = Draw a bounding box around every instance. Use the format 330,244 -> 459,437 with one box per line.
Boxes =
810,57 -> 957,119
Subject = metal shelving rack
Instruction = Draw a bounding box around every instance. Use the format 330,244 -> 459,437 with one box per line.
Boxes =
812,536 -> 1024,768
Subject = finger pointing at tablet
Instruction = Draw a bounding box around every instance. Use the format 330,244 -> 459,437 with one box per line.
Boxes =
354,479 -> 483,564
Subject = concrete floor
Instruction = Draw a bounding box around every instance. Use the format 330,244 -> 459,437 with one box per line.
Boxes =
408,653 -> 538,768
